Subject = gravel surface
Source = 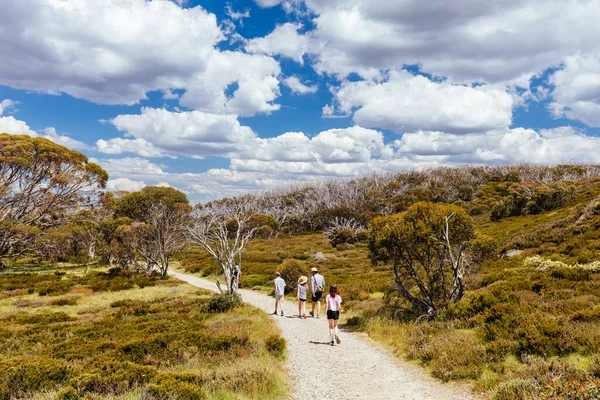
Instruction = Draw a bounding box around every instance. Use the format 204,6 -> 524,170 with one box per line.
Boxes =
170,271 -> 474,400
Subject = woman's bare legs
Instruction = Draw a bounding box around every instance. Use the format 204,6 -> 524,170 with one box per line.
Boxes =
328,319 -> 335,342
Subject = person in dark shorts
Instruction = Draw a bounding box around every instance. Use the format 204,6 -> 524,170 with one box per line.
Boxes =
310,267 -> 325,318
326,284 -> 342,346
297,275 -> 308,319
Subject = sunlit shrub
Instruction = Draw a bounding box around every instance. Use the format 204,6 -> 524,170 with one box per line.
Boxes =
207,293 -> 242,313
265,334 -> 286,356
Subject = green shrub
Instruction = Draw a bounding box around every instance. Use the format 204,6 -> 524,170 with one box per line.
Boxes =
279,259 -> 306,294
469,234 -> 498,264
265,334 -> 286,356
325,218 -> 366,248
119,336 -> 170,363
514,313 -> 566,356
55,386 -> 78,400
72,361 -> 157,394
146,373 -> 207,400
493,379 -> 536,400
571,306 -> 600,322
207,293 -> 242,313
110,299 -> 151,316
336,243 -> 355,251
50,297 -> 78,306
5,311 -> 74,325
255,225 -> 276,239
551,267 -> 590,281
0,358 -> 73,400
345,316 -> 364,328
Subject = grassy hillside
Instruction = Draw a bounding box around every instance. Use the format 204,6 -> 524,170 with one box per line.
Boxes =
0,267 -> 288,400
180,178 -> 600,399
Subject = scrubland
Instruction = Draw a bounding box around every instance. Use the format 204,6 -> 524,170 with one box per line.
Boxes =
0,267 -> 287,400
180,177 -> 600,399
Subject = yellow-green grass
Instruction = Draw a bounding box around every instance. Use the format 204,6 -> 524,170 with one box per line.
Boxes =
0,268 -> 289,400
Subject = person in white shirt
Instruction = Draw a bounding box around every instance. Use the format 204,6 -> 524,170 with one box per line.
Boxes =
310,267 -> 325,318
297,275 -> 308,319
272,272 -> 286,316
326,284 -> 342,346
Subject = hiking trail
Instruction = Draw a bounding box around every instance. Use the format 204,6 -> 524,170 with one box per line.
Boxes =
169,270 -> 476,400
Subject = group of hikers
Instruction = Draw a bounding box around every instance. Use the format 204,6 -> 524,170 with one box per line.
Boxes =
273,267 -> 342,346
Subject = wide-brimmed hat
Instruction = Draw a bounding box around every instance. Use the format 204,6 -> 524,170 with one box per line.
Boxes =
310,267 -> 318,272
275,272 -> 281,276
298,275 -> 308,284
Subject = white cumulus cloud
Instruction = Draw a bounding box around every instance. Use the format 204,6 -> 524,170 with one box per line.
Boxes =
302,0 -> 600,85
549,53 -> 600,127
331,70 -> 514,134
283,76 -> 318,94
246,23 -> 309,64
103,108 -> 257,158
106,178 -> 147,192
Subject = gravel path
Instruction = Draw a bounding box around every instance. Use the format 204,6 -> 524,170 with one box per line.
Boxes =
170,271 -> 474,400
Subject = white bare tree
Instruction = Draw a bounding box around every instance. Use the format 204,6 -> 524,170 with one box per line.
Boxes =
188,201 -> 257,294
121,202 -> 188,276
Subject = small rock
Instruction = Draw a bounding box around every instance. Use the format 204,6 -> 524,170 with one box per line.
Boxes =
505,249 -> 523,257
313,252 -> 327,261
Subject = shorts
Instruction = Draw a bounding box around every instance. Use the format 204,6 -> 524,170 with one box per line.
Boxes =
311,292 -> 323,302
275,293 -> 284,301
298,298 -> 306,302
327,310 -> 340,320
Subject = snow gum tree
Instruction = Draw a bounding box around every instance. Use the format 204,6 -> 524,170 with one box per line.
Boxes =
0,134 -> 108,259
368,202 -> 475,319
114,186 -> 190,276
188,200 -> 257,294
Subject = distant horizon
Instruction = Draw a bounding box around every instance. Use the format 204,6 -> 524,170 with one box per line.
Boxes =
1,0 -> 600,200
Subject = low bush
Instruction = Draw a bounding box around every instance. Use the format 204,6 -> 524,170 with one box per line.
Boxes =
571,306 -> 600,322
279,259 -> 306,294
207,293 -> 242,313
1,270 -> 173,299
146,372 -> 206,400
405,326 -> 486,381
265,334 -> 286,356
110,299 -> 151,316
50,297 -> 78,306
0,358 -> 73,400
0,271 -> 285,399
493,379 -> 536,400
325,218 -> 366,248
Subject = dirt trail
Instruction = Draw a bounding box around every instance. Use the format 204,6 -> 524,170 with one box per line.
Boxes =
169,270 -> 475,400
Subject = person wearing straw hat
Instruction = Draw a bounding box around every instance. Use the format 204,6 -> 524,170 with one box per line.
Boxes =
309,267 -> 325,318
297,275 -> 308,319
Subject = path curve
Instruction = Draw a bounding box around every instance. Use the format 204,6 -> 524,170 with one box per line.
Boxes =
170,270 -> 474,400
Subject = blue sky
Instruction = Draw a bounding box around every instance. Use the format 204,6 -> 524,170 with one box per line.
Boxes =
1,0 -> 600,199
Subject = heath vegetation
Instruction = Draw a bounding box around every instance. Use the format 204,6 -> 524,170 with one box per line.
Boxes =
6,135 -> 600,398
178,164 -> 600,398
0,267 -> 288,400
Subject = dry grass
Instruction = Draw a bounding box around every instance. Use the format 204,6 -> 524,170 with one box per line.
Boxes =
0,268 -> 289,400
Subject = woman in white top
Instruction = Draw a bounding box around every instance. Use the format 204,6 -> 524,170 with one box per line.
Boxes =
326,284 -> 342,346
297,275 -> 308,319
